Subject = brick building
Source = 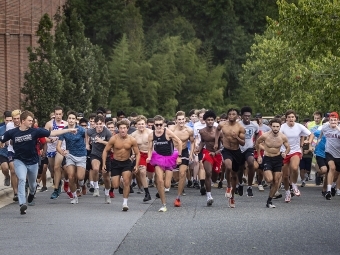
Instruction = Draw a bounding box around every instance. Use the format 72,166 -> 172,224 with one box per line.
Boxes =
0,0 -> 66,115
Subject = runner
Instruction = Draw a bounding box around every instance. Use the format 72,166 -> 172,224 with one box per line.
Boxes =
256,118 -> 290,208
0,112 -> 12,187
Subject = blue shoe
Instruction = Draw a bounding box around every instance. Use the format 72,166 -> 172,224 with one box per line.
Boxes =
50,189 -> 59,199
57,181 -> 62,196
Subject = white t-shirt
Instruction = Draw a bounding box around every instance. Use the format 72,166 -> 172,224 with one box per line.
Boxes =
239,121 -> 259,152
280,123 -> 311,155
6,122 -> 15,152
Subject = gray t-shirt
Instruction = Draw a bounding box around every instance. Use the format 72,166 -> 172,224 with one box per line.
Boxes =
87,127 -> 112,158
321,124 -> 340,158
239,121 -> 259,152
259,124 -> 271,133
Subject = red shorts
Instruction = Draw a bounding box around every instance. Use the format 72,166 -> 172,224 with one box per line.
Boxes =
254,149 -> 264,159
140,152 -> 155,173
283,152 -> 302,165
202,149 -> 223,173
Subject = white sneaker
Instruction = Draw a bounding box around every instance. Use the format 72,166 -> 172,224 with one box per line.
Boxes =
336,189 -> 340,196
158,205 -> 167,212
258,185 -> 264,191
93,188 -> 100,197
285,192 -> 291,203
164,188 -> 170,193
122,204 -> 129,211
70,197 -> 78,204
105,195 -> 111,204
207,197 -> 214,206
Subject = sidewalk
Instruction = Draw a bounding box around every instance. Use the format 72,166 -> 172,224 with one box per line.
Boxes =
0,169 -> 52,201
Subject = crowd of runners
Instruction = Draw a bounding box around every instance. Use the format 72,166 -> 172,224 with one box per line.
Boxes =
0,106 -> 339,215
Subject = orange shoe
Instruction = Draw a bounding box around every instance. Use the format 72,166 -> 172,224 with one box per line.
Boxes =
174,198 -> 181,207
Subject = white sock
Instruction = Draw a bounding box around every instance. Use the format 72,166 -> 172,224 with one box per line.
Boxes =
105,189 -> 109,196
64,179 -> 69,183
123,198 -> 128,205
327,184 -> 332,192
78,180 -> 84,187
206,192 -> 211,199
90,181 -> 94,187
292,183 -> 297,190
94,181 -> 99,189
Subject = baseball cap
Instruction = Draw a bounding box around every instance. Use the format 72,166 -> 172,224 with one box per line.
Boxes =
255,113 -> 262,118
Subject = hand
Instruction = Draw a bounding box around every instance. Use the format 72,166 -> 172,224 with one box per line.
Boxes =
146,157 -> 150,163
62,150 -> 69,157
209,152 -> 215,157
194,149 -> 200,155
213,143 -> 218,151
257,156 -> 262,164
95,136 -> 103,143
102,164 -> 107,173
133,166 -> 139,174
281,152 -> 286,158
189,155 -> 193,162
69,128 -> 78,134
176,157 -> 182,165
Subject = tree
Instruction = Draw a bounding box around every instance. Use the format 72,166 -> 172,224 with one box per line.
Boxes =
22,14 -> 63,123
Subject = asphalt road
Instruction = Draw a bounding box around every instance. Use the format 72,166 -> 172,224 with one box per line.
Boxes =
0,182 -> 340,255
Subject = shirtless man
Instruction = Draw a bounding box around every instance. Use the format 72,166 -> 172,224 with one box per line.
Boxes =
45,106 -> 68,199
214,108 -> 245,208
146,115 -> 182,212
196,110 -> 222,206
102,119 -> 140,211
169,111 -> 194,207
256,118 -> 290,208
131,115 -> 153,202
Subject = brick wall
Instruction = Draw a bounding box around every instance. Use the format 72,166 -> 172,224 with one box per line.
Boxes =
0,0 -> 65,115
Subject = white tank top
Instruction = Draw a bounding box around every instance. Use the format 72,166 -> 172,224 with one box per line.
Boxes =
46,120 -> 66,152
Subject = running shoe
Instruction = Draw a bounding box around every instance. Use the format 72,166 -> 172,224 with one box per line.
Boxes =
273,191 -> 282,199
122,204 -> 129,211
285,192 -> 291,203
40,187 -> 48,192
336,189 -> 340,196
247,187 -> 254,197
109,190 -> 115,198
143,193 -> 151,202
105,195 -> 111,204
158,205 -> 167,212
50,189 -> 59,199
200,186 -> 206,195
225,187 -> 232,198
155,192 -> 160,198
218,181 -> 223,189
20,204 -> 27,215
93,188 -> 100,197
182,189 -> 186,196
70,197 -> 78,204
4,176 -> 10,186
174,198 -> 181,207
266,201 -> 276,208
301,182 -> 306,188
186,180 -> 193,188
321,191 -> 326,197
63,181 -> 69,193
207,197 -> 214,206
148,179 -> 154,187
325,191 -> 332,200
131,182 -> 137,188
13,194 -> 18,202
89,185 -> 95,193
238,185 -> 244,196
293,188 -> 301,197
164,188 -> 170,193
258,185 -> 264,191
137,188 -> 144,194
27,194 -> 35,206
66,191 -> 73,199
331,187 -> 336,197
57,181 -> 62,196
130,186 -> 134,193
229,197 -> 235,208
193,181 -> 200,189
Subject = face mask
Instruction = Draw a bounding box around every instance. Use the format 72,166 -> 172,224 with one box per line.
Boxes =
106,114 -> 111,118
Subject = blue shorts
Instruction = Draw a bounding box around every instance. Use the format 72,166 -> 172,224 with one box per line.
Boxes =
47,151 -> 57,158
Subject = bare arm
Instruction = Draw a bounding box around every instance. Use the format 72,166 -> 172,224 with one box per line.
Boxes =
282,135 -> 290,156
255,135 -> 266,154
214,123 -> 222,150
102,137 -> 115,171
167,128 -> 182,154
131,138 -> 140,173
146,133 -> 153,162
188,128 -> 195,159
237,126 -> 246,146
50,128 -> 76,137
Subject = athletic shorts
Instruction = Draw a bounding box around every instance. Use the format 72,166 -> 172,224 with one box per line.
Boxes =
316,156 -> 327,169
86,156 -> 91,171
111,159 -> 132,177
263,155 -> 283,173
221,147 -> 242,172
65,154 -> 86,169
202,148 -> 222,173
299,157 -> 313,171
283,152 -> 302,165
177,148 -> 189,166
47,151 -> 57,158
241,148 -> 254,163
140,152 -> 155,173
90,154 -> 111,171
325,152 -> 340,172
0,155 -> 9,164
8,151 -> 14,163
38,157 -> 48,174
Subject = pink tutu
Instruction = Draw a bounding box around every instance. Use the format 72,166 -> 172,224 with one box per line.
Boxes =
150,150 -> 179,170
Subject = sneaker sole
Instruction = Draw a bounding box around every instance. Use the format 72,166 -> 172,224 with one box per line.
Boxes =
207,199 -> 213,206
122,206 -> 129,211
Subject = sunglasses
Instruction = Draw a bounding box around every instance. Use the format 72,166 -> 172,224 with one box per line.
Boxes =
154,123 -> 163,127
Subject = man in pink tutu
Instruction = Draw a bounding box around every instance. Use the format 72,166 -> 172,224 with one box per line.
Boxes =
146,115 -> 183,212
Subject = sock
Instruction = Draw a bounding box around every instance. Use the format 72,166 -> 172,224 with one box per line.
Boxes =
207,192 -> 211,199
267,197 -> 272,203
327,184 -> 331,192
123,198 -> 128,205
94,181 -> 99,189
200,180 -> 205,187
292,183 -> 297,190
64,179 -> 69,183
73,192 -> 77,198
144,188 -> 149,194
78,180 -> 84,187
90,181 -> 94,187
332,182 -> 336,188
105,189 -> 109,196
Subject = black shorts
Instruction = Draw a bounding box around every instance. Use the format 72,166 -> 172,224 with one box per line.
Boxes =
0,155 -> 9,164
221,148 -> 242,172
90,154 -> 111,171
38,157 -> 48,174
316,156 -> 327,169
178,148 -> 189,166
111,159 -> 132,177
263,155 -> 283,173
299,157 -> 313,171
61,157 -> 66,167
325,152 -> 340,172
241,148 -> 254,163
86,156 -> 91,171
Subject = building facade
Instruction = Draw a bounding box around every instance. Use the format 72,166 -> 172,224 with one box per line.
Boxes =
0,0 -> 65,115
